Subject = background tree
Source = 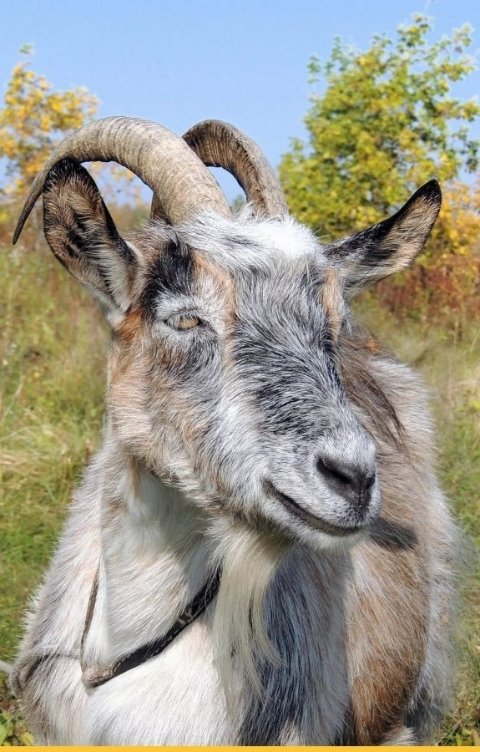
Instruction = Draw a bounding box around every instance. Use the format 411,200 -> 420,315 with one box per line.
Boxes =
280,14 -> 480,323
0,46 -> 98,196
280,14 -> 479,236
0,47 -> 98,244
0,48 -> 145,244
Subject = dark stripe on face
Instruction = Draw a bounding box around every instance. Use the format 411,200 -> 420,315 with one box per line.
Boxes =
141,238 -> 194,317
232,282 -> 345,438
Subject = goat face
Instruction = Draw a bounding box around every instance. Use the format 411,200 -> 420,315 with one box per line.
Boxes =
41,158 -> 441,551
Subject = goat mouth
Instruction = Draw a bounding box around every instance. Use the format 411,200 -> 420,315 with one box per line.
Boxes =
263,480 -> 363,538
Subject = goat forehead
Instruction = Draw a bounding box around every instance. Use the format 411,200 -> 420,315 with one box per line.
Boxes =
176,210 -> 326,266
135,217 -> 344,327
235,269 -> 327,320
233,278 -> 335,371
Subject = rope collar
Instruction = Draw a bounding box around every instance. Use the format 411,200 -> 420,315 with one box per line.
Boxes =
81,567 -> 221,689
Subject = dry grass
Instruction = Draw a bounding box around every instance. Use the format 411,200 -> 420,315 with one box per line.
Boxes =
0,242 -> 107,660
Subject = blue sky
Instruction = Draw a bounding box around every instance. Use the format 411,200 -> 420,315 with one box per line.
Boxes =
1,0 -> 479,199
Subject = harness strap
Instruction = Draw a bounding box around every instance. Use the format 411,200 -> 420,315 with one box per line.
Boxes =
81,567 -> 221,689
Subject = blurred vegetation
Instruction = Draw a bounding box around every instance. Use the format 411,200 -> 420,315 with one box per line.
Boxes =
0,676 -> 33,746
1,14 -> 479,746
0,45 -> 98,197
0,46 -> 145,245
280,14 -> 480,323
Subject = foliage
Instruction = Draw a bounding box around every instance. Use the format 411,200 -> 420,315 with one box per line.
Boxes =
280,14 -> 480,237
0,675 -> 33,746
0,47 -> 98,196
373,180 -> 480,322
0,48 -> 145,244
0,243 -> 106,662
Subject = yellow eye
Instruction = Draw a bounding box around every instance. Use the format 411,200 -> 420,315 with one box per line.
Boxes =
166,314 -> 201,331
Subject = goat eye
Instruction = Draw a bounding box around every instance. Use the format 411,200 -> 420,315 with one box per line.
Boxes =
166,314 -> 201,331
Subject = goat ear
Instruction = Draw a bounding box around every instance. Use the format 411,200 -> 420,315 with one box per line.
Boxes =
326,180 -> 441,295
42,158 -> 137,324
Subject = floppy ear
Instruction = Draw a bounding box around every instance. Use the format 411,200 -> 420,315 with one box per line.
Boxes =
42,158 -> 138,324
326,180 -> 442,296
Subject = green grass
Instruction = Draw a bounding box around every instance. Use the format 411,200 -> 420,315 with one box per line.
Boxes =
0,244 -> 107,660
0,247 -> 478,744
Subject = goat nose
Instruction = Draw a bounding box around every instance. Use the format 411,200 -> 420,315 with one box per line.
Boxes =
316,456 -> 376,512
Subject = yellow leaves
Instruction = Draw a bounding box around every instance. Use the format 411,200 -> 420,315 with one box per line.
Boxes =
0,51 -> 98,195
0,50 -> 141,231
49,99 -> 63,114
0,708 -> 34,745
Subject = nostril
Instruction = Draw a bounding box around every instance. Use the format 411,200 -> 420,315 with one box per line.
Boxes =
316,456 -> 376,508
317,457 -> 353,487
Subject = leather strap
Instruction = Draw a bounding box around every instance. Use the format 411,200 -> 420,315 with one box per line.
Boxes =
81,567 -> 221,689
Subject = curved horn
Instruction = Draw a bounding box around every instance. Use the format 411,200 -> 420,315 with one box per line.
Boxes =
182,120 -> 288,218
13,116 -> 230,244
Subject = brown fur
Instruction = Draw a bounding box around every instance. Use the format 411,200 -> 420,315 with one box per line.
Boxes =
321,269 -> 343,339
116,309 -> 143,343
339,334 -> 405,449
348,539 -> 428,742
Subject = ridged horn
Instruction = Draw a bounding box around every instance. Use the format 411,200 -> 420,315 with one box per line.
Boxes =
183,120 -> 288,217
13,116 -> 231,244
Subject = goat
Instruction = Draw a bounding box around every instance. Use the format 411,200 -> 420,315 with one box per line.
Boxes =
11,116 -> 457,745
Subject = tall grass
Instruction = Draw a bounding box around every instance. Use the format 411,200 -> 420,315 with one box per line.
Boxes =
0,243 -> 106,660
0,245 -> 478,744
